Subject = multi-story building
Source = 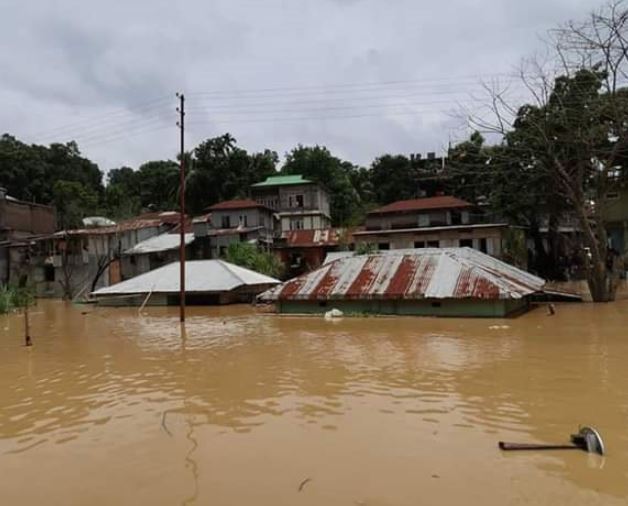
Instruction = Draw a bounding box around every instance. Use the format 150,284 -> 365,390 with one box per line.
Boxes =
0,187 -> 57,286
251,175 -> 331,233
193,199 -> 275,258
603,186 -> 628,257
353,196 -> 522,261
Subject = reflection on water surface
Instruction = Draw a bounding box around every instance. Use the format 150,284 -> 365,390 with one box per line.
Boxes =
1,300 -> 628,505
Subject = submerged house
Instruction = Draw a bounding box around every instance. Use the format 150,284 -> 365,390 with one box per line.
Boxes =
258,248 -> 545,317
353,196 -> 526,265
273,228 -> 350,278
92,259 -> 280,306
0,187 -> 57,286
193,199 -> 275,258
251,175 -> 331,233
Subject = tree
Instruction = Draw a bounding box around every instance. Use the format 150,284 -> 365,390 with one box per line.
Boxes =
52,180 -> 100,229
185,134 -> 278,215
468,1 -> 628,300
0,135 -> 103,206
445,132 -> 493,204
223,242 -> 283,278
136,160 -> 180,211
104,166 -> 142,219
446,133 -> 569,278
369,154 -> 419,205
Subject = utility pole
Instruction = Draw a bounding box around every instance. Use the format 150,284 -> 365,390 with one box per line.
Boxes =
177,93 -> 186,323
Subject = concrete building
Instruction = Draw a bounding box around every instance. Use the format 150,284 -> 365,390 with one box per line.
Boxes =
251,175 -> 331,233
193,199 -> 275,258
18,211 -> 183,298
0,187 -> 57,286
353,196 -> 523,263
603,186 -> 628,257
259,248 -> 545,318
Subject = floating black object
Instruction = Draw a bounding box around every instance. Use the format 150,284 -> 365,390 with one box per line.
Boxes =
498,426 -> 605,456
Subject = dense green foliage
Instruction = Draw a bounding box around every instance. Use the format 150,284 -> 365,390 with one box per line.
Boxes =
0,285 -> 34,314
223,242 -> 284,279
1,128 -> 456,228
185,134 -> 278,215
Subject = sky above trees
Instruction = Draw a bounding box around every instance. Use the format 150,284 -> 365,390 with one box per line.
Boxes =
0,0 -> 604,172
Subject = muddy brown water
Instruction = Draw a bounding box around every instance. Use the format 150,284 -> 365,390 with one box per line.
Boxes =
1,300 -> 628,505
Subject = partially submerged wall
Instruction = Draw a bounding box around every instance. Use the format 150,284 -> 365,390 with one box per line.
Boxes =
277,298 -> 529,318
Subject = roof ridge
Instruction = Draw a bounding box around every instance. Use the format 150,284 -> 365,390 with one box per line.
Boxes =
216,259 -> 246,285
449,249 -> 539,295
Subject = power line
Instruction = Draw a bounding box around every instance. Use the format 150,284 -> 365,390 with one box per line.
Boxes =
27,95 -> 172,141
186,72 -> 516,97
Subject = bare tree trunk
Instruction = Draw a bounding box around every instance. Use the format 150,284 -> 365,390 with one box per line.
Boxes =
90,255 -> 116,293
60,248 -> 75,300
574,204 -> 616,301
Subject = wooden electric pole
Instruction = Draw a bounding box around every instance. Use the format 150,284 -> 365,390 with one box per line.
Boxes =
177,93 -> 186,323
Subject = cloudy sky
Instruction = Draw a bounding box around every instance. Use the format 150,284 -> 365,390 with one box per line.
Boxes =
1,0 -> 604,175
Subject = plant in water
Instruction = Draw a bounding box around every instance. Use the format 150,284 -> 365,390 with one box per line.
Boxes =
0,285 -> 14,314
223,242 -> 284,279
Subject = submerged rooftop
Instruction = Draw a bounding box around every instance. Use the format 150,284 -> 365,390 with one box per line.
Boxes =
92,260 -> 279,296
260,248 -> 544,302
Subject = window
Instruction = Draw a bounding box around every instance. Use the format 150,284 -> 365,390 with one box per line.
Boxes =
221,215 -> 231,228
479,238 -> 488,253
459,239 -> 473,248
239,215 -> 248,227
429,212 -> 447,227
378,242 -> 390,250
605,192 -> 620,200
290,219 -> 304,230
451,210 -> 462,225
427,240 -> 439,248
290,253 -> 303,267
414,241 -> 425,248
418,214 -> 429,227
289,194 -> 305,208
44,264 -> 55,282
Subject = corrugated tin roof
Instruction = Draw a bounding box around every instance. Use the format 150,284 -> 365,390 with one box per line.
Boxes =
124,233 -> 195,255
368,196 -> 472,215
92,260 -> 280,296
353,223 -> 509,236
207,199 -> 271,211
281,228 -> 345,247
251,175 -> 313,187
323,251 -> 354,265
207,226 -> 264,237
259,248 -> 544,302
56,211 -> 185,236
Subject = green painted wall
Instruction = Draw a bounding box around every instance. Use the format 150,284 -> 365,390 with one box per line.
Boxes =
277,298 -> 528,317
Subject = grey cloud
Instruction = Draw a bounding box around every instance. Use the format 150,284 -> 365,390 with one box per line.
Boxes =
0,0 -> 606,171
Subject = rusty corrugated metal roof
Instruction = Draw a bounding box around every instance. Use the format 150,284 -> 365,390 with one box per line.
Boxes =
368,196 -> 472,215
54,212 -> 185,237
259,248 -> 544,301
281,228 -> 346,247
206,199 -> 272,211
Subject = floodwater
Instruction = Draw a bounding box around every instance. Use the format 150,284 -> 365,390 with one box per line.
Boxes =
1,300 -> 628,505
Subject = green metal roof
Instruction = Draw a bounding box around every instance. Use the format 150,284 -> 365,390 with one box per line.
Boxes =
251,174 -> 313,187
